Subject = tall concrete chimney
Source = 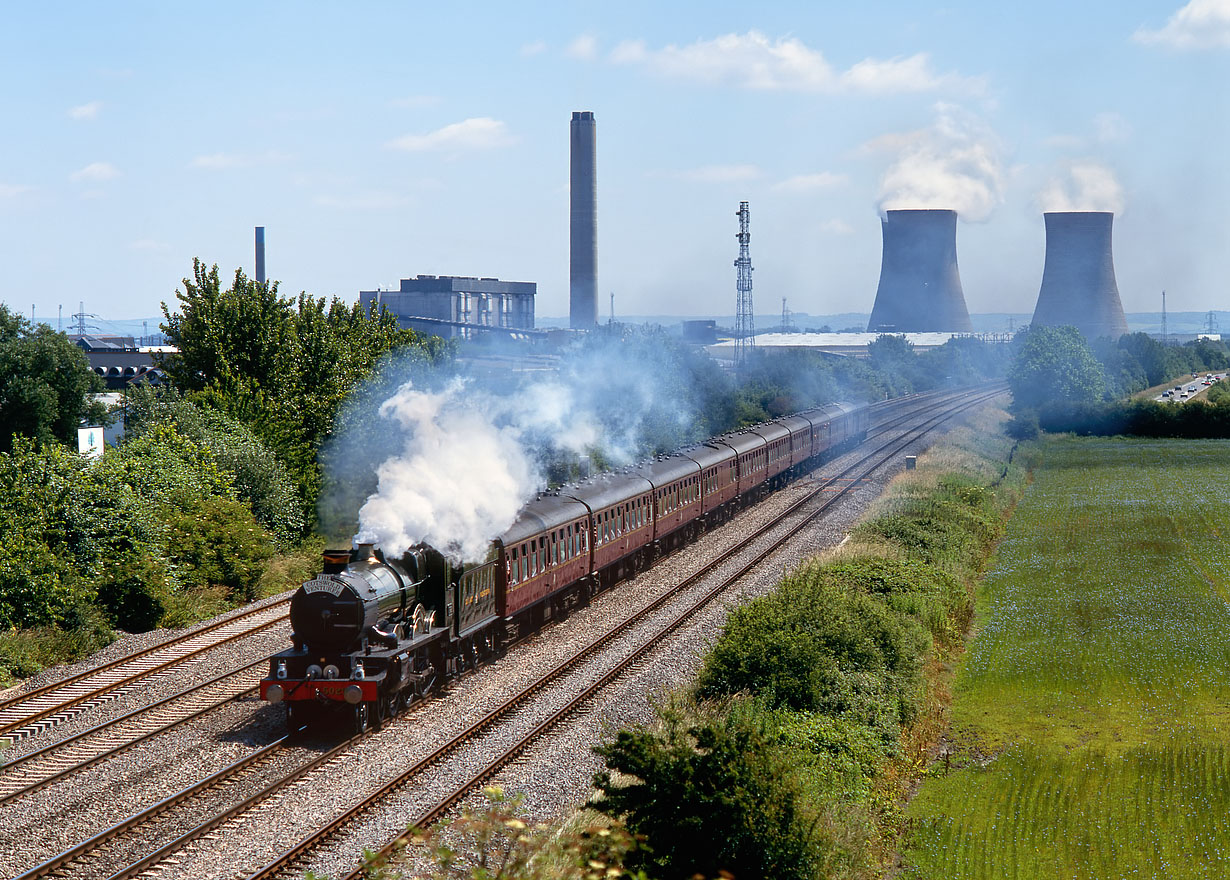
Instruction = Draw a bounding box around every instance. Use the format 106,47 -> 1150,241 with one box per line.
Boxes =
1030,211 -> 1128,340
569,111 -> 598,329
255,226 -> 266,285
867,209 -> 972,333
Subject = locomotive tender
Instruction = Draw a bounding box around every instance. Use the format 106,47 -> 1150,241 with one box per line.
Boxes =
260,402 -> 870,733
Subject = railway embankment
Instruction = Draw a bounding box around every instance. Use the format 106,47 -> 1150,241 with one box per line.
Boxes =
902,435 -> 1230,879
386,403 -> 1027,880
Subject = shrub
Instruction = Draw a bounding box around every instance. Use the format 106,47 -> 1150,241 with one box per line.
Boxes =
593,704 -> 831,880
165,495 -> 274,602
695,566 -> 930,725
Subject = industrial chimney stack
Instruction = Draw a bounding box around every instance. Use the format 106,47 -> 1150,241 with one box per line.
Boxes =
255,226 -> 266,285
867,209 -> 972,333
569,111 -> 598,329
1030,211 -> 1128,340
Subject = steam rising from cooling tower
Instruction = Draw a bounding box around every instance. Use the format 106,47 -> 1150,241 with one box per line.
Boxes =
867,209 -> 973,333
1030,211 -> 1128,340
570,111 -> 598,329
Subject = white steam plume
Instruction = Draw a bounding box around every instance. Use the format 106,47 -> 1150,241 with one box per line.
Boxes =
349,335 -> 702,562
872,103 -> 1004,222
354,378 -> 540,562
1037,161 -> 1126,214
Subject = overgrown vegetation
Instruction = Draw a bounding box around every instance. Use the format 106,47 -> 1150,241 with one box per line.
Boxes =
903,436 -> 1230,879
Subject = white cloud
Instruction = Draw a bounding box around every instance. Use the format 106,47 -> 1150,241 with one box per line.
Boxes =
190,150 -> 293,170
0,183 -> 32,198
390,95 -> 442,109
870,103 -> 1005,222
130,238 -> 170,251
677,164 -> 762,183
520,40 -> 547,57
68,101 -> 102,120
772,171 -> 847,192
70,162 -> 120,182
1045,112 -> 1131,151
820,218 -> 855,235
565,34 -> 598,61
314,191 -> 409,210
608,31 -> 979,94
386,117 -> 514,152
1093,111 -> 1130,143
1134,0 -> 1230,49
1037,161 -> 1126,214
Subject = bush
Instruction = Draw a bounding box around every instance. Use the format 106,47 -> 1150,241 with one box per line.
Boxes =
165,496 -> 274,602
593,704 -> 832,880
695,565 -> 930,726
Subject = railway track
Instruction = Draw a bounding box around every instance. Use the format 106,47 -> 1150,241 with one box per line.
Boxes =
8,386 -> 1001,880
0,595 -> 290,748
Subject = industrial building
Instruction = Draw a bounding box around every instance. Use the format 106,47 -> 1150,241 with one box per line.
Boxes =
570,111 -> 598,329
867,209 -> 973,333
359,275 -> 536,339
1030,211 -> 1129,340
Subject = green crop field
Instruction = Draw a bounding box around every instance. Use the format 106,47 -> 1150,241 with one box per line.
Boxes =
903,437 -> 1230,879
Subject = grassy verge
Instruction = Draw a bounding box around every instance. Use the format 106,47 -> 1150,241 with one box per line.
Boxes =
0,539 -> 325,688
902,436 -> 1230,879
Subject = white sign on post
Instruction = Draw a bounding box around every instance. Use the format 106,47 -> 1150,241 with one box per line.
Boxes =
78,426 -> 105,459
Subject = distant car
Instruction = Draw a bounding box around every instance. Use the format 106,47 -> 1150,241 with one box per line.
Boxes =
1187,384 -> 1198,392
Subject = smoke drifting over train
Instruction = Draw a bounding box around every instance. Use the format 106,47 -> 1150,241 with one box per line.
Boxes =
330,333 -> 713,563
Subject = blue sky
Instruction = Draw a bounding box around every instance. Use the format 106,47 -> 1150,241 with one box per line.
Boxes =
2,1 -> 1228,327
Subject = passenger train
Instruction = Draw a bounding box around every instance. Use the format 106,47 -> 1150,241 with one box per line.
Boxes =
260,401 -> 870,732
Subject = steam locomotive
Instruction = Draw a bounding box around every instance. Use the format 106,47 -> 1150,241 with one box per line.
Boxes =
260,401 -> 870,733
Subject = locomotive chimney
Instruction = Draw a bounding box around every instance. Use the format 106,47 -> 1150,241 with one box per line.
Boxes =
1030,211 -> 1129,340
867,209 -> 973,333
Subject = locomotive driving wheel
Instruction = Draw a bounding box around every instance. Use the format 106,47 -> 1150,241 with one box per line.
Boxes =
353,702 -> 370,736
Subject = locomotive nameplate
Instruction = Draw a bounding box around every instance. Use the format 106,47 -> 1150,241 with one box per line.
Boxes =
303,577 -> 345,595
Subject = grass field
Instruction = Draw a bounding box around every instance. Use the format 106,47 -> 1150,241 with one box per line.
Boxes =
903,437 -> 1230,879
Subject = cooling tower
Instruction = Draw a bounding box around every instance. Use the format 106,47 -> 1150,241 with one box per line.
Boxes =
569,111 -> 598,329
867,209 -> 972,333
1030,212 -> 1128,340
255,226 -> 266,285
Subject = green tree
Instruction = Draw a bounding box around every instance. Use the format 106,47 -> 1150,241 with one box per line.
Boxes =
124,384 -> 305,545
0,439 -> 162,629
1008,325 -> 1106,411
0,304 -> 106,452
159,260 -> 452,525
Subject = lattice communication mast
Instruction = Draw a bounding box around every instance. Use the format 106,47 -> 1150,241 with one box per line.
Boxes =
734,201 -> 755,368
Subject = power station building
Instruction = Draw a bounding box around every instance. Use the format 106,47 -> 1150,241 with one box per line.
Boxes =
867,209 -> 973,333
1030,211 -> 1129,340
359,275 -> 536,340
